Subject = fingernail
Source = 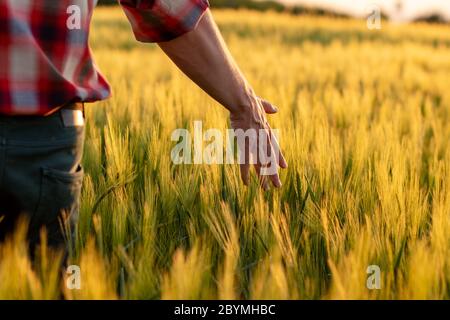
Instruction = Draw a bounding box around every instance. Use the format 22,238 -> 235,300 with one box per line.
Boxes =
275,177 -> 282,188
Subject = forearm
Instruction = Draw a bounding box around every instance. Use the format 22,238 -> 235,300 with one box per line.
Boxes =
158,10 -> 253,114
159,9 -> 287,188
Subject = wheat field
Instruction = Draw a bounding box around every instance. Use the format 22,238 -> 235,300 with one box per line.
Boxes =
0,8 -> 449,300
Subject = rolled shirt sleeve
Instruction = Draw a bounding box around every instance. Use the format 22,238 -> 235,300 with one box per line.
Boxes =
119,0 -> 210,43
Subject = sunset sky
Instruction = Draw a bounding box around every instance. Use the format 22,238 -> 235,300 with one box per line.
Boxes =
276,0 -> 450,21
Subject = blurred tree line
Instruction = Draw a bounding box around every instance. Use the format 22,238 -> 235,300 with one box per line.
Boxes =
96,0 -> 448,22
96,0 -> 350,17
97,0 -> 284,11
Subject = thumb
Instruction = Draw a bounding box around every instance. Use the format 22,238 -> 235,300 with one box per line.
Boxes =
259,98 -> 278,114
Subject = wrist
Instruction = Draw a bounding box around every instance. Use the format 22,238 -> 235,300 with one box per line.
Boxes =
228,84 -> 256,115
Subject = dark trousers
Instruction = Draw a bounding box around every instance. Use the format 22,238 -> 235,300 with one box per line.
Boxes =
0,108 -> 85,249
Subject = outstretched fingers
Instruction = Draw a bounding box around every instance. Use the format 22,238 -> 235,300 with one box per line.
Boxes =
259,98 -> 278,114
269,128 -> 288,169
233,97 -> 287,190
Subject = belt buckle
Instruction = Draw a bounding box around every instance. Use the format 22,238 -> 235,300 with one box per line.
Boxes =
61,108 -> 85,127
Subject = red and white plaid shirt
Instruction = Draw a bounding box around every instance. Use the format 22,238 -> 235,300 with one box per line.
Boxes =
0,0 -> 209,115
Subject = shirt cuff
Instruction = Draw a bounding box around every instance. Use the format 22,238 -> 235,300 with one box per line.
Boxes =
120,0 -> 210,43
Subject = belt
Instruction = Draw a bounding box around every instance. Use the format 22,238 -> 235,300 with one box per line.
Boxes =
0,102 -> 85,127
58,102 -> 85,127
0,102 -> 84,118
45,101 -> 84,116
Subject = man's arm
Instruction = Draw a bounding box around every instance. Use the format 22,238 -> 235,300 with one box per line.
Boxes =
158,10 -> 287,189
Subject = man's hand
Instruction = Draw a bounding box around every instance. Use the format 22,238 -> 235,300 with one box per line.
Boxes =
230,95 -> 287,189
158,9 -> 288,189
